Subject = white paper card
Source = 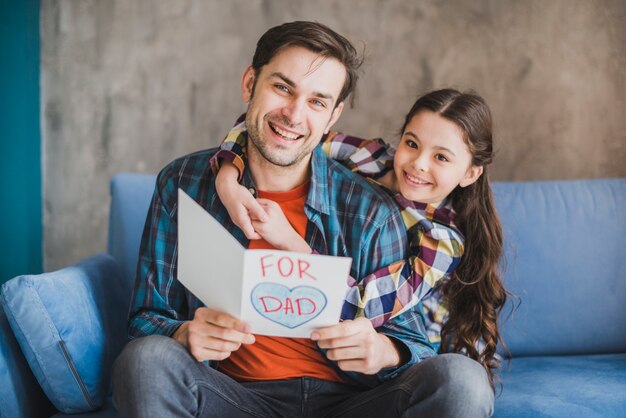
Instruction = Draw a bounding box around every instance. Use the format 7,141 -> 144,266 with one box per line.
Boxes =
177,189 -> 352,338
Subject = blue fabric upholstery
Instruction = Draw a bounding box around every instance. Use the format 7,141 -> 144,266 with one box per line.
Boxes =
52,398 -> 118,418
494,354 -> 626,417
0,304 -> 55,418
108,173 -> 156,286
0,254 -> 129,414
493,179 -> 626,357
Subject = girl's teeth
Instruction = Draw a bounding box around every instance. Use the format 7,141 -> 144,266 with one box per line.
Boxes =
406,173 -> 428,184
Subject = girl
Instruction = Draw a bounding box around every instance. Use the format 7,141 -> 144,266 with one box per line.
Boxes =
212,88 -> 507,385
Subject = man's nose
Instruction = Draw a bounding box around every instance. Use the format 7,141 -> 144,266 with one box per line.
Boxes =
281,99 -> 306,126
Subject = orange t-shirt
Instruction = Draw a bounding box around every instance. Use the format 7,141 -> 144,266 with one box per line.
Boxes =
218,181 -> 343,383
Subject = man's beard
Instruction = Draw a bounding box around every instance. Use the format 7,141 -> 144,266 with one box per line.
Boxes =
245,112 -> 314,168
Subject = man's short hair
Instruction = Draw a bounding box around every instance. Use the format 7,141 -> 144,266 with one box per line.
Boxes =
252,21 -> 363,107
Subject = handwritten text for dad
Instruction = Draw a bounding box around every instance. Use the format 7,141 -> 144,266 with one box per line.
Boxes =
251,254 -> 327,328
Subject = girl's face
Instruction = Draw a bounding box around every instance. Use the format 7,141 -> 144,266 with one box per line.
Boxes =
391,110 -> 483,204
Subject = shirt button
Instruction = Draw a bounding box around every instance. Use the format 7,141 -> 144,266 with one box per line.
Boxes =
248,188 -> 256,196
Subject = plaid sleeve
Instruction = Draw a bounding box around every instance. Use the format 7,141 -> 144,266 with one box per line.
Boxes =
343,211 -> 464,329
127,168 -> 188,339
320,132 -> 395,175
208,129 -> 395,181
209,119 -> 248,180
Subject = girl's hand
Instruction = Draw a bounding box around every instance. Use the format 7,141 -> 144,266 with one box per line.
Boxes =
215,163 -> 267,239
252,198 -> 312,253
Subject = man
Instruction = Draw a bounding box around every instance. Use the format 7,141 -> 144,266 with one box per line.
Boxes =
112,21 -> 493,417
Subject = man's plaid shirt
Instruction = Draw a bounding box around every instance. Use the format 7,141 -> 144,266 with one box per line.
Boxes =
129,121 -> 436,386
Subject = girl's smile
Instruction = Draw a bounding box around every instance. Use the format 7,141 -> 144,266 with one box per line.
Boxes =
402,171 -> 432,187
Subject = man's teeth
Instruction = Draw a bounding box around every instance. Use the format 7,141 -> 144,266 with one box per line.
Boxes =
405,173 -> 429,184
271,124 -> 301,140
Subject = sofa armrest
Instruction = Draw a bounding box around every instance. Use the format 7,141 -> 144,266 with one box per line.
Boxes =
0,253 -> 131,414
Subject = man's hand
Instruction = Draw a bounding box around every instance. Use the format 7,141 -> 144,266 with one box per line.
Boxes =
251,198 -> 312,253
173,307 -> 255,362
311,317 -> 402,375
215,162 -> 267,239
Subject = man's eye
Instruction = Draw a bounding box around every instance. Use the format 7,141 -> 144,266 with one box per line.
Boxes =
435,154 -> 449,162
275,84 -> 289,93
311,99 -> 326,108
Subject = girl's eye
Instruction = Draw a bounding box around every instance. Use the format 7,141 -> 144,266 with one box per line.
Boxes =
435,154 -> 449,162
405,139 -> 418,149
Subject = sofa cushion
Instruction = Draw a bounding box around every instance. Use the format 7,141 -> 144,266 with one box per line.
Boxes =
0,254 -> 129,414
0,304 -> 56,418
494,354 -> 626,417
493,179 -> 626,356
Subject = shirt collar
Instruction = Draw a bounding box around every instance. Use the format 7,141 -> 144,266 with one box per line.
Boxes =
393,192 -> 458,228
306,146 -> 331,215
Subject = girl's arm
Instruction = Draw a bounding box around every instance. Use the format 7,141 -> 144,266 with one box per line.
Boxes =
215,170 -> 311,252
210,118 -> 266,238
209,130 -> 395,181
251,198 -> 312,253
215,163 -> 267,240
210,129 -> 394,238
320,132 -> 395,175
209,118 -> 248,181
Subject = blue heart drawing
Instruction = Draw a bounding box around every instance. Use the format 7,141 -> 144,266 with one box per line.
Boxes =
250,283 -> 328,329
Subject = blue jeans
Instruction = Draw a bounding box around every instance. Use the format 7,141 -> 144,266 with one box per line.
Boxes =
112,335 -> 494,417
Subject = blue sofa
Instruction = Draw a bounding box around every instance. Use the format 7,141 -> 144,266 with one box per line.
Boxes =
1,173 -> 625,417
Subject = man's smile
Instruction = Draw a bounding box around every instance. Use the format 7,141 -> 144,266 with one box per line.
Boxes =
268,121 -> 305,141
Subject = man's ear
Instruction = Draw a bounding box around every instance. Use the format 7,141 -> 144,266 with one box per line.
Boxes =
241,66 -> 255,103
459,165 -> 484,188
324,101 -> 345,134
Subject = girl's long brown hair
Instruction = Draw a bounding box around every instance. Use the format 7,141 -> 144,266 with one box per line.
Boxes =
401,89 -> 508,387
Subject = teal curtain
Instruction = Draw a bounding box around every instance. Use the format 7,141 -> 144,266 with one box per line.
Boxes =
0,0 -> 42,284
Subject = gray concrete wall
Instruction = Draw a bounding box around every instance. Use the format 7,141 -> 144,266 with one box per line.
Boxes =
41,0 -> 626,270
